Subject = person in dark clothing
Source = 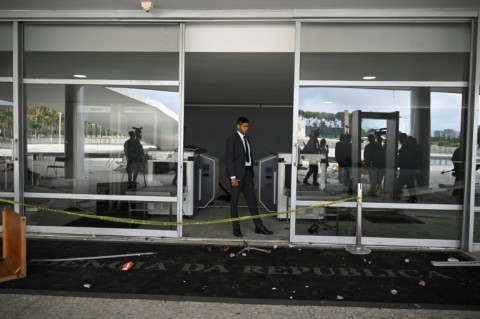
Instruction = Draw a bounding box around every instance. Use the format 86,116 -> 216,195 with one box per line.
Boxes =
451,145 -> 464,198
374,131 -> 386,192
364,134 -> 384,196
343,134 -> 353,193
124,131 -> 145,188
394,133 -> 418,202
408,136 -> 422,187
226,116 -> 273,237
303,130 -> 321,186
335,134 -> 346,184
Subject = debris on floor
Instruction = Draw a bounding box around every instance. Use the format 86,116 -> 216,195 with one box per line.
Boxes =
121,261 -> 134,271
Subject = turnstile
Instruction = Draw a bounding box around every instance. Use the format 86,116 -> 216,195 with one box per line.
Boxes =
259,152 -> 327,220
258,155 -> 278,212
258,153 -> 291,218
145,150 -> 195,216
194,153 -> 219,210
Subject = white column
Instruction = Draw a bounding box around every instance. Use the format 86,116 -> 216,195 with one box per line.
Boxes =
410,87 -> 431,187
65,85 -> 87,193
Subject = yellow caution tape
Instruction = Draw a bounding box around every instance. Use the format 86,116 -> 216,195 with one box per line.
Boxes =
0,196 -> 357,227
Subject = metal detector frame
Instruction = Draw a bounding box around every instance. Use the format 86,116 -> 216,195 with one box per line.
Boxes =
350,111 -> 399,195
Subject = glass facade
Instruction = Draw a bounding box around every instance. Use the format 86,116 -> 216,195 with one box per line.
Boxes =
0,23 -> 13,224
295,87 -> 465,240
0,23 -> 12,77
0,83 -> 13,193
475,110 -> 480,243
24,24 -> 179,80
294,22 -> 471,244
25,84 -> 179,194
0,23 -> 13,194
0,19 -> 478,249
22,24 -> 182,233
300,23 -> 470,82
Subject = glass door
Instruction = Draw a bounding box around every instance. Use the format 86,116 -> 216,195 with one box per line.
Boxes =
291,21 -> 471,248
22,23 -> 184,238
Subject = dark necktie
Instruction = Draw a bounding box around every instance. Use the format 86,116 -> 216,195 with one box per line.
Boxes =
243,135 -> 251,163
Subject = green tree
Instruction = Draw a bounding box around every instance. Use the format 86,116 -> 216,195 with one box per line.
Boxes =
0,108 -> 13,140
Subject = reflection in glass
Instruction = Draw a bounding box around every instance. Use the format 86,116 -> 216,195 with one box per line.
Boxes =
475,107 -> 480,243
25,197 -> 174,231
475,211 -> 480,243
25,84 -> 179,194
295,86 -> 465,240
294,206 -> 462,240
297,87 -> 465,204
0,23 -> 13,77
0,83 -> 13,192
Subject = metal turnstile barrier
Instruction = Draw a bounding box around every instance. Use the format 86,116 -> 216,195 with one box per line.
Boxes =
258,155 -> 278,213
259,152 -> 329,220
194,153 -> 219,211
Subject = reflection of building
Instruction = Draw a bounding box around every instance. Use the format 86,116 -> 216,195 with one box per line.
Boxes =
434,129 -> 460,139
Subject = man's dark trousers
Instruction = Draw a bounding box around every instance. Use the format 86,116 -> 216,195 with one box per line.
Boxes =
230,166 -> 264,230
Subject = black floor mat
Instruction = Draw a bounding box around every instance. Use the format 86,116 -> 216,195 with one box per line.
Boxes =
1,239 -> 479,308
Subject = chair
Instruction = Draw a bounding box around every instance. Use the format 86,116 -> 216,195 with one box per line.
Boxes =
45,156 -> 65,178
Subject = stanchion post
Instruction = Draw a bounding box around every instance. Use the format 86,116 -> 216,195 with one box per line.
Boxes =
346,183 -> 371,255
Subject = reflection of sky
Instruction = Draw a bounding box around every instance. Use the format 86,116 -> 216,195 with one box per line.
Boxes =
300,87 -> 463,135
134,89 -> 179,115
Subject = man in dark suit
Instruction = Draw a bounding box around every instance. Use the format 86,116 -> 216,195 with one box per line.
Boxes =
226,116 -> 273,237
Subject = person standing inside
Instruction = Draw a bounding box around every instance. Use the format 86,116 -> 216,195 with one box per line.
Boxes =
343,134 -> 353,194
374,131 -> 386,193
451,145 -> 463,198
303,130 -> 321,186
124,131 -> 144,188
318,138 -> 330,187
395,133 -> 418,202
335,134 -> 346,184
226,116 -> 273,237
364,134 -> 383,196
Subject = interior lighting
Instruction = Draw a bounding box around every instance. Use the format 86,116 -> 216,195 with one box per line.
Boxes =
73,74 -> 87,78
363,75 -> 376,80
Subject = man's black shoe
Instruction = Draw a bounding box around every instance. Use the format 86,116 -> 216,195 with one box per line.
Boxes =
233,229 -> 243,237
255,226 -> 273,235
312,181 -> 320,186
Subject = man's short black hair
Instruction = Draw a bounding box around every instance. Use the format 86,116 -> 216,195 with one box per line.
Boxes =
236,116 -> 249,124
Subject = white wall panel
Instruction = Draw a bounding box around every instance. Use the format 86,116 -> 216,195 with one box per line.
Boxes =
185,22 -> 294,52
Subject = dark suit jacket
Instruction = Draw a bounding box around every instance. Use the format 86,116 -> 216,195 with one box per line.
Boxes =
226,132 -> 253,180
